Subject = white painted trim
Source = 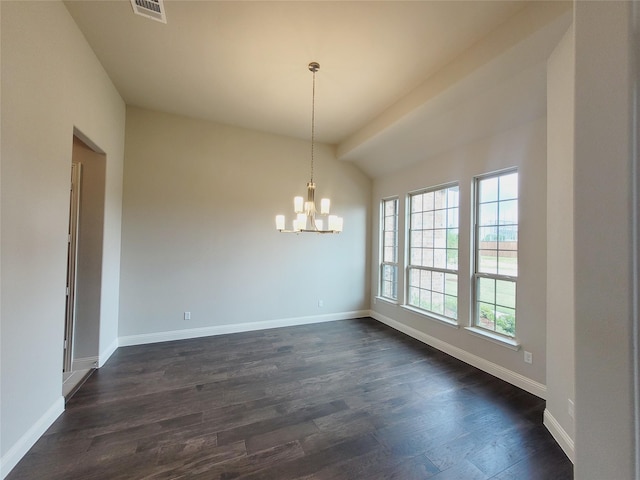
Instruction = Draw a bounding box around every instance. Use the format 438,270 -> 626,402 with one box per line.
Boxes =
98,338 -> 118,367
72,356 -> 98,370
0,396 -> 65,480
118,311 -> 370,347
464,326 -> 521,350
543,409 -> 575,463
371,311 -> 547,399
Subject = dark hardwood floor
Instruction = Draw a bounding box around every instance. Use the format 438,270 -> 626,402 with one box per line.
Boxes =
8,318 -> 572,479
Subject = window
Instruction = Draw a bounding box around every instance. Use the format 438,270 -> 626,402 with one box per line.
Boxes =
474,170 -> 518,337
380,198 -> 399,301
407,184 -> 459,320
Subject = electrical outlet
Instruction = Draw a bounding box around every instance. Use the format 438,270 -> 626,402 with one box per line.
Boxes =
568,399 -> 575,419
524,351 -> 533,364
318,300 -> 324,308
184,311 -> 191,320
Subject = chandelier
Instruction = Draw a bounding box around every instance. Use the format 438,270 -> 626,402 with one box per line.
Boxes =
275,62 -> 343,234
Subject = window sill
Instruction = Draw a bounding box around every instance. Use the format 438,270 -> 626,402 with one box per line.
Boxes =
374,296 -> 399,306
401,305 -> 459,329
464,327 -> 521,351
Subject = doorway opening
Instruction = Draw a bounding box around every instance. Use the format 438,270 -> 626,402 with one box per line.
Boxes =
63,133 -> 106,398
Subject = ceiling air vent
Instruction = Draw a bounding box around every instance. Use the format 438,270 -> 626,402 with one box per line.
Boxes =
130,0 -> 166,24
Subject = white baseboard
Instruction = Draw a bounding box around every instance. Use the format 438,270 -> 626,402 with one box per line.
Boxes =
99,338 -> 118,367
0,396 -> 65,480
118,310 -> 370,347
72,356 -> 98,370
370,311 -> 547,399
543,409 -> 575,463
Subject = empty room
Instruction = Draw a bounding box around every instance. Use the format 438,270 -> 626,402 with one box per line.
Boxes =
1,1 -> 637,479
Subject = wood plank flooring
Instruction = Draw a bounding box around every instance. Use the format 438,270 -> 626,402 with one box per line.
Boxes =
7,318 -> 573,479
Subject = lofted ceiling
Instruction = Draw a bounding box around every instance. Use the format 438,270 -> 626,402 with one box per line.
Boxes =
64,1 -> 571,177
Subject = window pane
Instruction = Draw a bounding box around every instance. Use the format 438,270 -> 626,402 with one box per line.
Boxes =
384,214 -> 396,231
479,203 -> 498,226
447,229 -> 459,248
447,186 -> 459,207
446,249 -> 458,270
445,273 -> 457,296
478,302 -> 496,331
423,191 -> 434,210
479,176 -> 498,202
432,272 -> 444,293
384,232 -> 396,248
499,200 -> 518,225
409,268 -> 420,288
478,251 -> 497,274
434,229 -> 446,248
420,289 -> 431,310
410,247 -> 422,265
420,269 -> 431,290
411,194 -> 423,213
424,230 -> 434,248
496,307 -> 516,336
432,292 -> 444,315
434,190 -> 446,209
478,277 -> 495,304
445,295 -> 457,319
434,248 -> 446,269
410,230 -> 422,248
385,199 -> 397,215
424,211 -> 434,229
408,286 -> 419,305
497,252 -> 517,276
422,248 -> 433,267
498,225 -> 518,243
384,247 -> 395,263
447,208 -> 459,228
411,213 -> 422,229
496,280 -> 516,309
434,210 -> 446,228
499,173 -> 518,200
478,226 -> 498,242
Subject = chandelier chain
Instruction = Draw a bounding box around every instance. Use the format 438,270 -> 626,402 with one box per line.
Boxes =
310,66 -> 316,183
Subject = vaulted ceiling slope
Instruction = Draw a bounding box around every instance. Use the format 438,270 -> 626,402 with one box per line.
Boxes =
64,1 -> 571,177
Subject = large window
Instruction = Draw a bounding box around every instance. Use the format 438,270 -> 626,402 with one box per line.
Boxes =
380,198 -> 399,301
474,170 -> 518,337
407,184 -> 459,320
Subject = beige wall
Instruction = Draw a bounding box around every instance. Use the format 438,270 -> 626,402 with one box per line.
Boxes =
370,118 -> 547,392
573,2 -> 636,478
118,107 -> 371,340
545,24 -> 575,460
0,1 -> 125,475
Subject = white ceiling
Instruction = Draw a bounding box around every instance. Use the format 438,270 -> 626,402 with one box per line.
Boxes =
64,0 -> 571,177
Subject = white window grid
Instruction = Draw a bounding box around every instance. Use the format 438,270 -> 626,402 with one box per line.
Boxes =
380,197 -> 399,301
406,184 -> 459,320
473,170 -> 518,337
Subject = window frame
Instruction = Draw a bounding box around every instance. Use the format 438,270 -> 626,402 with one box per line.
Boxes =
405,183 -> 460,322
379,197 -> 399,302
471,169 -> 519,340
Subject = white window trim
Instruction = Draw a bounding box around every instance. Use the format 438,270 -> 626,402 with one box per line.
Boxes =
464,326 -> 521,350
401,305 -> 459,329
375,295 -> 399,306
471,168 -> 519,339
379,197 -> 399,302
405,183 -> 460,321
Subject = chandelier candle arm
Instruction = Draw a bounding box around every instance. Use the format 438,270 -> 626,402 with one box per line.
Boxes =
275,61 -> 344,234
